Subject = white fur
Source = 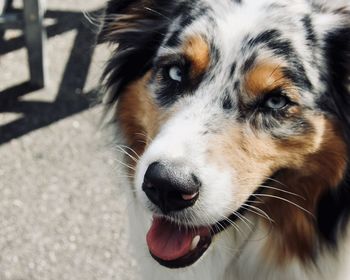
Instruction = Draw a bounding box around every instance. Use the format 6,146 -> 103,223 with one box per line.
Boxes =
108,0 -> 350,278
134,101 -> 238,226
121,174 -> 350,280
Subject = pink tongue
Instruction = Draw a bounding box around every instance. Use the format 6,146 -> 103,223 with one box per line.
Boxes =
146,217 -> 196,261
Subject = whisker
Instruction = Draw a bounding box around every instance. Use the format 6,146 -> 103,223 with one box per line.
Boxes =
135,132 -> 153,143
136,139 -> 148,145
219,219 -> 245,236
116,146 -> 139,163
118,144 -> 141,159
114,158 -> 136,171
259,185 -> 305,200
265,177 -> 288,187
235,211 -> 254,228
245,199 -> 264,205
252,194 -> 314,217
83,11 -> 101,27
143,6 -> 172,21
221,207 -> 254,232
202,213 -> 241,255
241,204 -> 274,223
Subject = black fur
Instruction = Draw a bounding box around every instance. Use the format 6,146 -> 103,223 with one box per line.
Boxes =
246,29 -> 282,48
241,52 -> 257,73
229,62 -> 237,77
222,91 -> 234,110
98,0 -> 183,105
245,29 -> 312,90
316,26 -> 350,245
301,15 -> 317,48
165,29 -> 183,47
99,0 -> 350,251
317,177 -> 350,245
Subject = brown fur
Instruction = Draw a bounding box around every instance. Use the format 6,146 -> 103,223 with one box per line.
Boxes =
117,73 -> 161,170
262,119 -> 347,264
117,35 -> 210,167
117,64 -> 347,266
244,62 -> 300,103
206,113 -> 347,264
118,70 -> 347,263
183,36 -> 210,79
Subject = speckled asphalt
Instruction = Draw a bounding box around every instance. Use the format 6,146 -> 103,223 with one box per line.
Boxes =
0,1 -> 138,279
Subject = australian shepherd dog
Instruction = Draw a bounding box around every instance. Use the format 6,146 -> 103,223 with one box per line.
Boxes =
98,0 -> 350,279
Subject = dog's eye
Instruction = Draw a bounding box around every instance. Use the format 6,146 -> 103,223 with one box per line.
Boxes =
168,65 -> 183,82
264,95 -> 289,110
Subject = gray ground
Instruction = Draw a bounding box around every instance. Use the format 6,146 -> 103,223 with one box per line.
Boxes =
0,1 -> 137,279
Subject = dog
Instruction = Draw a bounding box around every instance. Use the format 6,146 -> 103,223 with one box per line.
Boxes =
98,0 -> 350,279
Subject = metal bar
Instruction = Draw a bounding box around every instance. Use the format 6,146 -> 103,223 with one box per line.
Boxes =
0,13 -> 22,28
23,0 -> 46,88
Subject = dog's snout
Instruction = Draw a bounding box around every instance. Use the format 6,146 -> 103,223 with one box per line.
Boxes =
142,161 -> 201,213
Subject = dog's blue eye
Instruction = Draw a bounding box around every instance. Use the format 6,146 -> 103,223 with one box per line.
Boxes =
264,95 -> 288,110
168,66 -> 183,82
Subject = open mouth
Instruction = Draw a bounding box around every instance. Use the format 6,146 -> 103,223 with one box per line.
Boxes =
145,185 -> 263,268
146,216 -> 216,268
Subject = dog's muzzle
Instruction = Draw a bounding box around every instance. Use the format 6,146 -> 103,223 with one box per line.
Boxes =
141,161 -> 213,268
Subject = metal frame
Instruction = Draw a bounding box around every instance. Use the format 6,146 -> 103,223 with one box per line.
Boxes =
23,0 -> 46,88
0,0 -> 46,88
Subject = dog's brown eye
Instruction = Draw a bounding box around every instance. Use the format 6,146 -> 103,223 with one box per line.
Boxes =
168,65 -> 183,82
264,95 -> 288,110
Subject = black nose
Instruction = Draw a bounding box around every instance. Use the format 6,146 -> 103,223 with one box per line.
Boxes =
142,162 -> 201,213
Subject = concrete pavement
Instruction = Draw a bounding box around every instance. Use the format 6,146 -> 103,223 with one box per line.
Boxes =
0,0 -> 138,279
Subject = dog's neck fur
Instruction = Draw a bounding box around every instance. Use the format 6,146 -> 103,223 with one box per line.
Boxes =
258,122 -> 348,265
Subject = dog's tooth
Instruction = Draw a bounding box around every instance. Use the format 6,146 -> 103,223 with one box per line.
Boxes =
190,235 -> 201,251
182,192 -> 198,201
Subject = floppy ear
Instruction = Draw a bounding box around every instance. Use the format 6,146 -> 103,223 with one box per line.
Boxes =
98,0 -> 178,105
314,3 -> 350,244
312,4 -> 350,138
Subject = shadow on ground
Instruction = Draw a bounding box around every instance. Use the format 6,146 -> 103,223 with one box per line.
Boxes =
0,8 -> 103,145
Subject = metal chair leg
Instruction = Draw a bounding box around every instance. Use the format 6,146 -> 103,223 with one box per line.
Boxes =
0,0 -> 12,38
23,0 -> 46,88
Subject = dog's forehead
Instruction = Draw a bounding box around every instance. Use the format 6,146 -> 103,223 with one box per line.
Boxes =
156,0 -> 319,106
161,0 -> 311,52
159,0 -> 312,72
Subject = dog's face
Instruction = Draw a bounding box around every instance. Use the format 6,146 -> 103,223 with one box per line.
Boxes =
100,0 -> 350,269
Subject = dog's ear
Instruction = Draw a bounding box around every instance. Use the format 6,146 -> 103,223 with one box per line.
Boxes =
98,0 -> 175,44
98,0 -> 179,104
314,3 -> 350,244
312,4 -> 350,137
